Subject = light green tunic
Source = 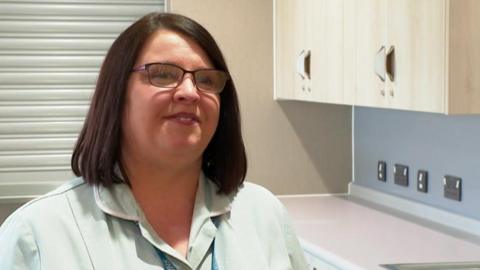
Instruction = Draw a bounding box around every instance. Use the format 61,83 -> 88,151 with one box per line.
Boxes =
0,174 -> 308,269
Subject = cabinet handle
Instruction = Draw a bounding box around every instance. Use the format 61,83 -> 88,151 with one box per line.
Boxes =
304,50 -> 311,80
374,46 -> 386,82
386,46 -> 395,82
296,49 -> 311,80
296,50 -> 306,79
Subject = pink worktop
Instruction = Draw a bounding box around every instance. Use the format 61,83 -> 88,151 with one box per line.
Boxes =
279,195 -> 480,269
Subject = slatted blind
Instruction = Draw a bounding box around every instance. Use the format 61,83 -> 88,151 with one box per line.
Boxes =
0,0 -> 166,200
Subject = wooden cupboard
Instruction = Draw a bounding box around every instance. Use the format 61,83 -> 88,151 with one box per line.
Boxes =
274,0 -> 352,105
348,0 -> 388,109
352,0 -> 480,114
275,0 -> 480,114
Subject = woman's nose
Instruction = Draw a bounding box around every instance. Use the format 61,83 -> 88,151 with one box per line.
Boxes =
173,73 -> 200,103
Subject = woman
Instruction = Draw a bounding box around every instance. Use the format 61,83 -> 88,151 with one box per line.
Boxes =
0,13 -> 308,269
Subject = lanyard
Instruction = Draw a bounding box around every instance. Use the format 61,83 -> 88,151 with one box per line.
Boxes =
155,216 -> 221,270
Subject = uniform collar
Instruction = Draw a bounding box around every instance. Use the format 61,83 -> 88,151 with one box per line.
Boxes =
94,172 -> 234,268
93,172 -> 232,223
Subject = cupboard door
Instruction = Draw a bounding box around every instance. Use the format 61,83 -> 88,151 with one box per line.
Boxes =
387,0 -> 446,112
275,0 -> 349,105
274,0 -> 308,101
354,0 -> 389,108
308,0 -> 346,104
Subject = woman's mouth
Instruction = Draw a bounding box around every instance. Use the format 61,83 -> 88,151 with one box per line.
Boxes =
165,112 -> 200,125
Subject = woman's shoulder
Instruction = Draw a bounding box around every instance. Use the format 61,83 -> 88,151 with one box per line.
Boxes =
1,178 -> 90,227
235,180 -> 276,198
0,178 -> 98,269
235,181 -> 278,201
230,181 -> 287,220
227,180 -> 309,269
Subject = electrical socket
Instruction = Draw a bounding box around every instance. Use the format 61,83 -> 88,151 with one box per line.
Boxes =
394,164 -> 409,187
378,161 -> 387,182
417,170 -> 428,193
444,175 -> 462,201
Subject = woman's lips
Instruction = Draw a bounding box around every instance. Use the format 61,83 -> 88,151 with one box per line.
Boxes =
165,112 -> 200,125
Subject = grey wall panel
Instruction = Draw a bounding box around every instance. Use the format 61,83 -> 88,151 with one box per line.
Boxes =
354,106 -> 480,220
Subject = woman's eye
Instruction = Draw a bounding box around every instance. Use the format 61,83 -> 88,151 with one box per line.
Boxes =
197,75 -> 214,85
154,71 -> 176,80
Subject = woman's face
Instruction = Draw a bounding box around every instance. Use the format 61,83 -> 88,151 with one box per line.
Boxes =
122,29 -> 221,169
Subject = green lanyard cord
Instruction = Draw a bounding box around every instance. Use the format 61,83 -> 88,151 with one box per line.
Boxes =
157,250 -> 177,270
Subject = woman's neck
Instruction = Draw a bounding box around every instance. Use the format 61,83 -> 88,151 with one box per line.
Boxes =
123,155 -> 202,202
123,159 -> 202,257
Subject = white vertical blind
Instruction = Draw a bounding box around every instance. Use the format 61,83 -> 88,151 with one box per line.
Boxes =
0,0 -> 166,200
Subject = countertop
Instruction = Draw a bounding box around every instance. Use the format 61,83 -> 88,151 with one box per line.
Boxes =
279,195 -> 480,270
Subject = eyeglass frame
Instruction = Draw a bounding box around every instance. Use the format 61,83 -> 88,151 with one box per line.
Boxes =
131,62 -> 230,94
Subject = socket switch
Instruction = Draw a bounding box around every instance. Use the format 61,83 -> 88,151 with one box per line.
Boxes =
417,170 -> 428,193
378,161 -> 386,182
444,175 -> 462,201
394,164 -> 409,187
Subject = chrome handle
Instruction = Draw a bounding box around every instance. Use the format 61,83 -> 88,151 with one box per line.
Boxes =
304,49 -> 311,80
386,46 -> 395,82
296,49 -> 311,80
374,46 -> 386,82
296,50 -> 306,79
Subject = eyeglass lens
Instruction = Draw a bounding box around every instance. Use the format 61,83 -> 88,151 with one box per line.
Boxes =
147,64 -> 227,93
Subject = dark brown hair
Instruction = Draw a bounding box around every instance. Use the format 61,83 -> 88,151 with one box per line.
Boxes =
71,13 -> 247,195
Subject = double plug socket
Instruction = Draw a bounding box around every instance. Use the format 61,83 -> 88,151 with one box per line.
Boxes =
393,164 -> 409,187
444,175 -> 462,201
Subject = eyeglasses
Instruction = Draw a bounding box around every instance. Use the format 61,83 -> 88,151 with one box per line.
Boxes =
132,62 -> 229,94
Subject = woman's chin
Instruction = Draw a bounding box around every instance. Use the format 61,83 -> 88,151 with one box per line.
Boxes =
155,127 -> 212,156
160,136 -> 205,152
